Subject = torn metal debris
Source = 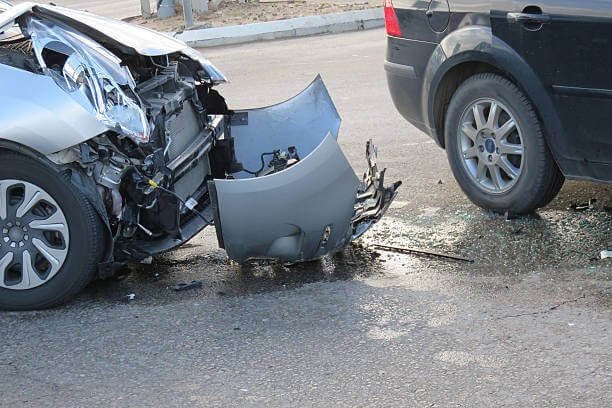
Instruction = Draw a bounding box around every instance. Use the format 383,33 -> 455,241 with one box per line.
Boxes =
171,280 -> 203,292
372,243 -> 474,263
570,199 -> 597,211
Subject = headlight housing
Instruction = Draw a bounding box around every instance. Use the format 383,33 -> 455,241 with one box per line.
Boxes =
27,16 -> 151,144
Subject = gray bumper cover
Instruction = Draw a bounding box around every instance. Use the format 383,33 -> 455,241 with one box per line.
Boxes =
210,76 -> 400,263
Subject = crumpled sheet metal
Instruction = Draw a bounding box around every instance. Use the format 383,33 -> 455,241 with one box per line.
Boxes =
352,140 -> 401,239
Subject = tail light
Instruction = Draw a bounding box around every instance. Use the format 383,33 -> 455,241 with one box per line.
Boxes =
383,0 -> 401,37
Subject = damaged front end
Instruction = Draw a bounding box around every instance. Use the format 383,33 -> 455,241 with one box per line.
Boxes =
0,4 -> 399,268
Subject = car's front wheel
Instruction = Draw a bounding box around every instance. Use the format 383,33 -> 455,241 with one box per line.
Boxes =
0,152 -> 105,310
444,73 -> 564,214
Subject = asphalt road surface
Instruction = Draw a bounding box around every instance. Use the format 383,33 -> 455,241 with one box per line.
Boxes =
1,28 -> 611,407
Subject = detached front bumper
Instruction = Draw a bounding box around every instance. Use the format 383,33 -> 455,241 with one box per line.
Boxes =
208,76 -> 400,263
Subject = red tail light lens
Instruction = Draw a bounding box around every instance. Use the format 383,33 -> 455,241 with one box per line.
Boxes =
383,0 -> 401,37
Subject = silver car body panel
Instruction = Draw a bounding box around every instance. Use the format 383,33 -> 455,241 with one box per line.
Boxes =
0,2 -> 31,29
36,3 -> 231,83
34,5 -> 185,56
0,63 -> 107,154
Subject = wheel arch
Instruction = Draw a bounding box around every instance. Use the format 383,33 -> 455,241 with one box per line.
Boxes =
425,26 -> 565,159
0,139 -> 113,267
0,139 -> 50,162
429,57 -> 504,148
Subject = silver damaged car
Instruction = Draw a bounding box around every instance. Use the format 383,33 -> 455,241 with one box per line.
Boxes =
0,1 -> 400,309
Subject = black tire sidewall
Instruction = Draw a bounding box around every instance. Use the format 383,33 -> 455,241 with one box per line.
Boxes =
445,74 -> 549,213
0,154 -> 101,309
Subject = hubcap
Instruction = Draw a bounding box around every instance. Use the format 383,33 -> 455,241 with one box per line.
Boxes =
8,226 -> 25,242
457,98 -> 524,193
0,180 -> 70,290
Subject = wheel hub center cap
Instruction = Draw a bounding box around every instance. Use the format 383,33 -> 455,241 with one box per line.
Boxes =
8,226 -> 25,242
485,138 -> 496,154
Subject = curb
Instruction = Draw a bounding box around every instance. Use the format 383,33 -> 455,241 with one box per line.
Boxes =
173,8 -> 384,47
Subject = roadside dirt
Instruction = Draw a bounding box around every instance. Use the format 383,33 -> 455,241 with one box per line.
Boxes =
129,1 -> 381,32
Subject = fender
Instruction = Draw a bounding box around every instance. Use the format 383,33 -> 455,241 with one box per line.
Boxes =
0,64 -> 108,155
423,26 -> 566,164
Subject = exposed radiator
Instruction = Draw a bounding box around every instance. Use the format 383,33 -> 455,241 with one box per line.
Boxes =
174,159 -> 210,202
165,101 -> 202,162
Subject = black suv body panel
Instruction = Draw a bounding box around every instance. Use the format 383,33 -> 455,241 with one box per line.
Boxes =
385,0 -> 612,183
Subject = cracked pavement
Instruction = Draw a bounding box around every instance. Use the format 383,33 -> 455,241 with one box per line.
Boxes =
1,29 -> 611,407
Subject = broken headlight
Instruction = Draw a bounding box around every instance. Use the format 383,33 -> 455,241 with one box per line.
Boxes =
28,16 -> 151,144
98,78 -> 150,143
59,53 -> 94,102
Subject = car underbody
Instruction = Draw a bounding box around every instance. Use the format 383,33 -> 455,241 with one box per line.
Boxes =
0,3 -> 399,289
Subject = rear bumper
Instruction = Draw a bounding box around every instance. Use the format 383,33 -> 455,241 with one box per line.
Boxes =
385,36 -> 441,145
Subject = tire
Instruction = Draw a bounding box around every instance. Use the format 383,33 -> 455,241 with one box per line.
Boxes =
0,152 -> 105,310
444,73 -> 564,214
535,162 -> 565,209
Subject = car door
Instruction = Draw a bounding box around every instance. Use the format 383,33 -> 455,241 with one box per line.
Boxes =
491,0 -> 612,165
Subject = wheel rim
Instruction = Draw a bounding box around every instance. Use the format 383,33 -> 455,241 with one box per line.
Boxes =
457,98 -> 525,194
0,180 -> 70,290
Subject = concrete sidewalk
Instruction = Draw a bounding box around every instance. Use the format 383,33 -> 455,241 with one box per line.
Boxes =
175,7 -> 383,47
11,0 -> 376,21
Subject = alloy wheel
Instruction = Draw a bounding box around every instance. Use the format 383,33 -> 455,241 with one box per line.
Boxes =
457,98 -> 525,193
0,180 -> 70,290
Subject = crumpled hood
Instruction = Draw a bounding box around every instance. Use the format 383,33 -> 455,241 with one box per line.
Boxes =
2,2 -> 188,56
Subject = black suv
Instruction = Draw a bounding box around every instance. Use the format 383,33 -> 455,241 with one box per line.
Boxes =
384,0 -> 612,213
